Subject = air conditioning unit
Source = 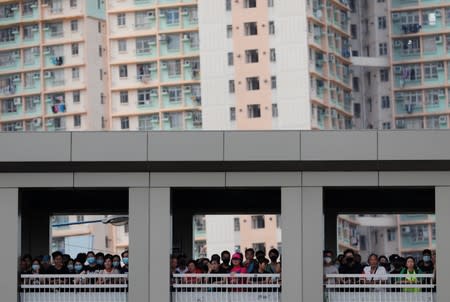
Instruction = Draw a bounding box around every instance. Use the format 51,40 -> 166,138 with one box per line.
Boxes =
435,35 -> 443,44
159,11 -> 166,18
15,122 -> 22,129
46,119 -> 53,126
329,54 -> 335,62
44,71 -> 53,78
182,34 -> 190,41
394,40 -> 402,48
182,8 -> 189,15
11,4 -> 19,11
11,27 -> 19,34
13,75 -> 21,82
12,50 -> 20,58
150,89 -> 158,96
184,86 -> 191,93
33,73 -> 40,79
402,226 -> 411,233
43,25 -> 50,31
394,66 -> 402,74
33,118 -> 42,127
147,11 -> 155,18
151,115 -> 159,123
331,109 -> 338,119
161,62 -> 167,69
13,97 -> 21,105
162,113 -> 170,121
31,47 -> 40,55
183,60 -> 191,67
159,34 -> 167,41
435,9 -> 442,17
32,24 -> 39,32
33,97 -> 40,104
439,115 -> 448,124
392,13 -> 400,21
184,112 -> 193,119
161,88 -> 168,95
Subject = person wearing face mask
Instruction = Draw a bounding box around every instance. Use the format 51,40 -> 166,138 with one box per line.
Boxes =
378,255 -> 390,272
31,258 -> 42,274
95,252 -> 105,270
120,250 -> 129,274
73,259 -> 84,274
419,249 -> 434,274
219,250 -> 231,273
339,249 -> 363,274
265,249 -> 281,274
113,255 -> 122,271
84,251 -> 99,273
66,258 -> 75,274
323,250 -> 339,284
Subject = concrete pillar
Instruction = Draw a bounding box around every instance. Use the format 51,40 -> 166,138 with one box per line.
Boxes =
435,187 -> 450,302
302,187 -> 324,302
29,210 -> 50,257
0,188 -> 19,302
281,187 -> 302,302
128,188 -> 150,302
150,187 -> 171,302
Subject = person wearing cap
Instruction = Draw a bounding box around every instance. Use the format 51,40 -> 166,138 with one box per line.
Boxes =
230,253 -> 247,274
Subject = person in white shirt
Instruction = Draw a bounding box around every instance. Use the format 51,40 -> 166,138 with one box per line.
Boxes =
362,254 -> 388,292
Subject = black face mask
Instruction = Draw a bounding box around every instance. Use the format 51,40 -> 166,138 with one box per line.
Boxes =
346,257 -> 354,264
222,258 -> 230,265
269,255 -> 278,262
393,262 -> 402,269
257,256 -> 265,263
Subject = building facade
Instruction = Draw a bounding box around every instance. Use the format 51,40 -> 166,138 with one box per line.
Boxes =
0,0 -> 108,132
105,0 -> 201,131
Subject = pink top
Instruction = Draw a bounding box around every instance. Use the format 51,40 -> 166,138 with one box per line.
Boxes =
230,266 -> 247,274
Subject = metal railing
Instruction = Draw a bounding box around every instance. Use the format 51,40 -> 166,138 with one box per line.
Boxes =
172,273 -> 281,302
20,274 -> 128,302
325,274 -> 435,302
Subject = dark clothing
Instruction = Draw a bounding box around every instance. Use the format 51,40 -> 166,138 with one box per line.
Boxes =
219,264 -> 230,274
244,260 -> 258,274
339,263 -> 363,274
46,266 -> 69,274
419,263 -> 434,274
121,266 -> 128,274
83,265 -> 99,273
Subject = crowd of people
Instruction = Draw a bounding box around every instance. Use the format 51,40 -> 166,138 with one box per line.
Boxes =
170,248 -> 281,279
19,250 -> 129,276
323,248 -> 436,291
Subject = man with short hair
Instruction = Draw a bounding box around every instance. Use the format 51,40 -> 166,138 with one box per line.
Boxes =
219,250 -> 231,273
243,248 -> 258,273
47,251 -> 69,274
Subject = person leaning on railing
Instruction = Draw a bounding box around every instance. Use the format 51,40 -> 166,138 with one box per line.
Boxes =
399,256 -> 423,293
361,254 -> 388,292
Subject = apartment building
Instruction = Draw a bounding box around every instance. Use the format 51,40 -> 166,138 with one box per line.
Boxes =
106,0 -> 201,131
0,0 -> 108,132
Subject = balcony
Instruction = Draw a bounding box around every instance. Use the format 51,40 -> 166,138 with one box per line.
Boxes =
391,0 -> 419,9
20,274 -> 128,302
0,5 -> 19,26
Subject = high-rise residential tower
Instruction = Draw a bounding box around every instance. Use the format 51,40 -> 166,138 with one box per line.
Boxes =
0,0 -> 108,131
105,0 -> 201,131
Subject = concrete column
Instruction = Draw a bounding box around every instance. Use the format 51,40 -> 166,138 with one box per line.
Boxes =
149,187 -> 171,302
324,210 -> 337,255
172,211 -> 193,258
302,187 -> 324,302
128,188 -> 150,302
435,187 -> 450,302
0,188 -> 19,302
281,187 -> 302,302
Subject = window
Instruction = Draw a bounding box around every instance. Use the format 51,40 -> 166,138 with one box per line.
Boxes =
137,89 -> 151,105
378,16 -> 386,29
227,25 -> 232,38
352,77 -> 359,92
71,43 -> 79,56
381,96 -> 390,109
244,22 -> 258,36
234,217 -> 240,231
367,98 -> 372,112
424,62 -> 439,80
268,0 -> 274,7
73,114 -> 81,127
247,104 -> 261,118
100,93 -> 105,104
271,76 -> 277,89
120,91 -> 128,104
379,43 -> 387,56
350,24 -> 357,39
117,13 -> 126,26
119,65 -> 128,78
120,117 -> 129,129
245,49 -> 259,63
168,87 -> 182,103
380,69 -> 389,82
72,67 -> 80,80
272,103 -> 278,117
270,48 -> 276,62
70,20 -> 78,32
230,107 -> 236,121
251,215 -> 265,229
136,36 -> 155,54
229,80 -> 235,93
98,45 -> 102,57
76,215 -> 84,222
139,115 -> 157,130
226,0 -> 231,11
382,122 -> 391,129
70,0 -> 77,7
167,60 -> 181,77
227,52 -> 234,66
252,243 -> 266,254
269,21 -> 275,35
165,9 -> 180,25
354,103 -> 361,118
99,69 -> 103,80
244,0 -> 256,8
73,91 -> 80,103
118,39 -> 127,52
246,77 -> 260,90
98,21 -> 101,33
167,34 -> 180,51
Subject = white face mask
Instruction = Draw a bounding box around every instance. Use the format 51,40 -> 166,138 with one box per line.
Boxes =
324,257 -> 332,264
